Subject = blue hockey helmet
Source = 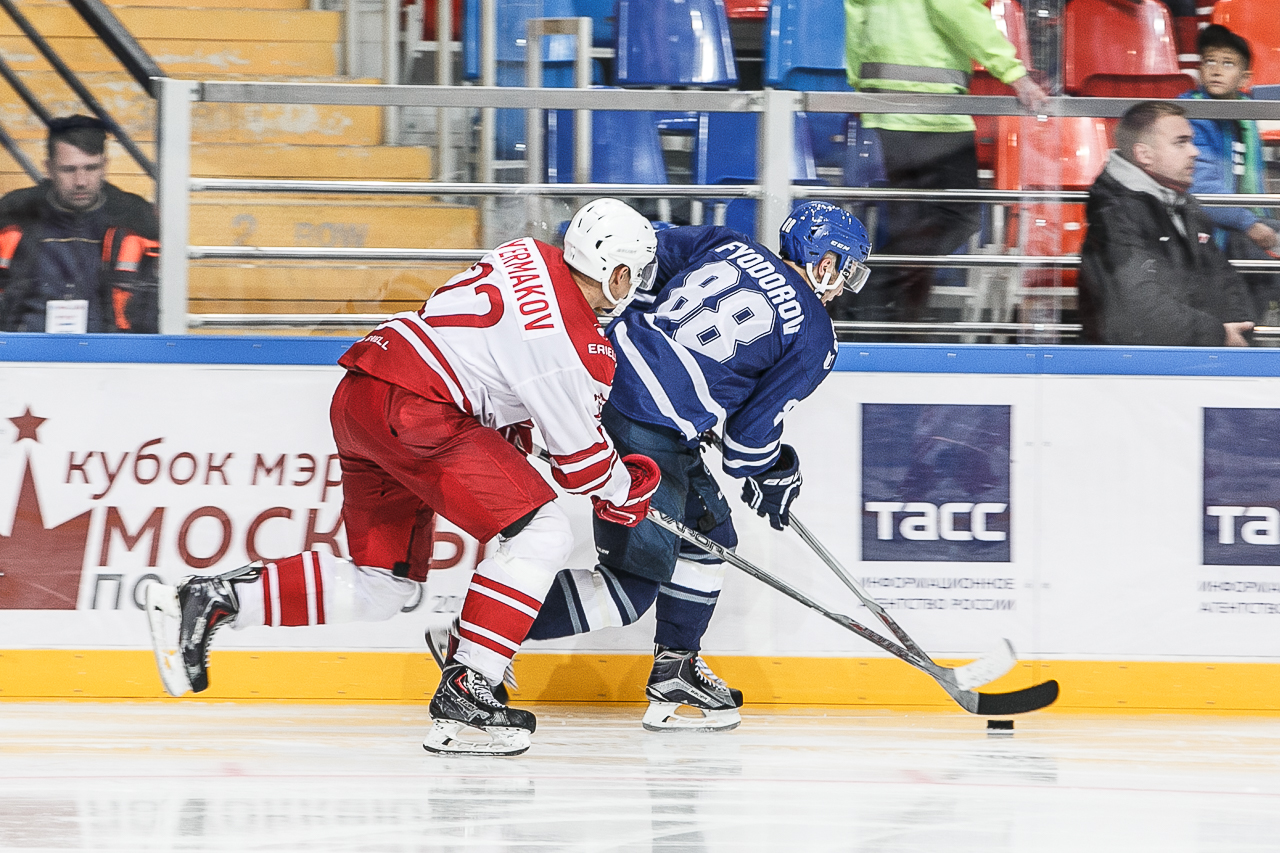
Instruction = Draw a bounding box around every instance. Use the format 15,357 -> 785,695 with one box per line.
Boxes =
778,201 -> 872,300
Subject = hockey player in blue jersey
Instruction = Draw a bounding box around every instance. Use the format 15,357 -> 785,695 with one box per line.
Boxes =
516,202 -> 873,730
428,202 -> 871,730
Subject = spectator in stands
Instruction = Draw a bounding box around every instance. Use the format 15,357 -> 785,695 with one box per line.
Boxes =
1079,101 -> 1254,346
0,115 -> 159,334
833,0 -> 1048,330
1180,24 -> 1280,324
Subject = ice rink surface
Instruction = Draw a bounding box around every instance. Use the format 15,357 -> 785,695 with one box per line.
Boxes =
1,701 -> 1278,852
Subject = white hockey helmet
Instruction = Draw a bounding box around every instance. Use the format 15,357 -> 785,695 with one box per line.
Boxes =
562,198 -> 658,317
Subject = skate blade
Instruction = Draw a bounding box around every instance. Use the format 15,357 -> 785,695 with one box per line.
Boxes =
144,582 -> 192,698
422,720 -> 531,756
952,638 -> 1017,692
641,702 -> 741,732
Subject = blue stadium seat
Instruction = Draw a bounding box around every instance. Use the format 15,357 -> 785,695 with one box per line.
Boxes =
843,116 -> 886,189
615,0 -> 738,87
572,0 -> 615,48
462,0 -> 592,162
842,116 -> 889,252
546,105 -> 669,184
465,0 -> 581,79
695,111 -> 820,234
763,0 -> 849,92
763,0 -> 850,172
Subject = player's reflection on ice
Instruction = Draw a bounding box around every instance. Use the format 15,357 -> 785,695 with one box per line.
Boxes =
11,703 -> 1280,852
33,749 -> 740,850
642,735 -> 743,852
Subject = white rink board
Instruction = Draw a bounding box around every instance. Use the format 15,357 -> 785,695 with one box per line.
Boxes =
2,353 -> 1280,664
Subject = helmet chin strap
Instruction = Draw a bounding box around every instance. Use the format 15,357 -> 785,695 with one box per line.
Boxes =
806,261 -> 841,295
601,267 -> 639,317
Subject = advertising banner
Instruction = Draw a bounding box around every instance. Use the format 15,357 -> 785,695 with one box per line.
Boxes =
4,343 -> 1280,678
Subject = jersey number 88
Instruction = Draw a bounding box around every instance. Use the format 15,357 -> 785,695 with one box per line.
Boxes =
655,260 -> 774,363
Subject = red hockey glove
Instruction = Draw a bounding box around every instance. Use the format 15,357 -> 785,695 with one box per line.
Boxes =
498,420 -> 534,455
592,454 -> 661,528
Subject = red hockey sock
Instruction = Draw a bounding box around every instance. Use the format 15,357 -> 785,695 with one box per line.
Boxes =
260,551 -> 328,627
455,559 -> 545,682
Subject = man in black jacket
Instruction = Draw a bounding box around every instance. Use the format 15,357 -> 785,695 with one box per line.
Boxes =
0,115 -> 160,333
1079,101 -> 1254,347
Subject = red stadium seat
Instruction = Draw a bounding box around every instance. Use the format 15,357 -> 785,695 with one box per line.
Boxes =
996,116 -> 1109,292
1174,15 -> 1200,69
1076,73 -> 1197,99
972,0 -> 1031,173
724,0 -> 769,20
995,116 -> 1109,192
1212,0 -> 1280,86
409,0 -> 462,41
1063,0 -> 1181,95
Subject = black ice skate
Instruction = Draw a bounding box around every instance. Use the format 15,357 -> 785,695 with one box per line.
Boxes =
424,662 -> 537,756
145,564 -> 259,697
426,619 -> 516,704
642,646 -> 744,732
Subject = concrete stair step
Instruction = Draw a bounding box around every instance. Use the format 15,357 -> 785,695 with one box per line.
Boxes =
191,143 -> 432,180
107,0 -> 308,9
0,36 -> 337,76
190,195 -> 477,249
0,73 -> 385,145
1,0 -> 483,325
0,140 -> 432,186
189,262 -> 459,316
19,0 -> 309,8
0,5 -> 338,42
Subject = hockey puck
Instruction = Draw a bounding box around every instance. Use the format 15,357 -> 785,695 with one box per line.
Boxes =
986,719 -> 1014,733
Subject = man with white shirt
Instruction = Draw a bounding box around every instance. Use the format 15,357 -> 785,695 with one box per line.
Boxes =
146,198 -> 659,756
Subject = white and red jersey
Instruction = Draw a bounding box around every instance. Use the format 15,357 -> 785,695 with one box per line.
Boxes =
339,238 -> 631,505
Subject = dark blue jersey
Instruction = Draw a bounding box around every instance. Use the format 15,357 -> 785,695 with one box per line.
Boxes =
606,226 -> 837,478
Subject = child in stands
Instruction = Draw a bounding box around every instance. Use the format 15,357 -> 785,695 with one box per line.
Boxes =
1180,23 -> 1280,323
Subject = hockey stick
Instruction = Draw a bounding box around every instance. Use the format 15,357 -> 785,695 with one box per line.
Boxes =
704,434 -> 1055,706
532,446 -> 1056,714
642,507 -> 1056,715
788,515 -> 1018,692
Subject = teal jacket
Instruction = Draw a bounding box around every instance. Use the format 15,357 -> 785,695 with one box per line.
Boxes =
1179,88 -> 1270,245
845,0 -> 1028,133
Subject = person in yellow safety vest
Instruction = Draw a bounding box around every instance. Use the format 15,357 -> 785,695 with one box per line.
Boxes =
832,0 -> 1048,332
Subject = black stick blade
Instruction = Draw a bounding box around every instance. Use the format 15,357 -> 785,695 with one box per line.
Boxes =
974,679 -> 1059,715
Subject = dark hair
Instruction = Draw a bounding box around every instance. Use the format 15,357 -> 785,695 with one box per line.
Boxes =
1115,101 -> 1186,161
46,115 -> 108,160
1198,23 -> 1252,70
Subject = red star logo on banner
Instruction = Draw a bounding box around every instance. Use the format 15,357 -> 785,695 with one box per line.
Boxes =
9,408 -> 46,443
0,458 -> 90,609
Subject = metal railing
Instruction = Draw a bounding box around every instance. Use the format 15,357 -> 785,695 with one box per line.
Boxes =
153,82 -> 1280,334
0,0 -> 163,179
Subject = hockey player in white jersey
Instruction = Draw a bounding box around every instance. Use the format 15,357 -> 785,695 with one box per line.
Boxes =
145,198 -> 660,756
516,202 -> 872,731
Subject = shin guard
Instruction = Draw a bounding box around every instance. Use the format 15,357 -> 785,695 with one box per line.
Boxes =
232,551 -> 416,629
455,502 -> 572,684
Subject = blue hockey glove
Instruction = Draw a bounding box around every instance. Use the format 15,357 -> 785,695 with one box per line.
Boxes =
741,444 -> 802,530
